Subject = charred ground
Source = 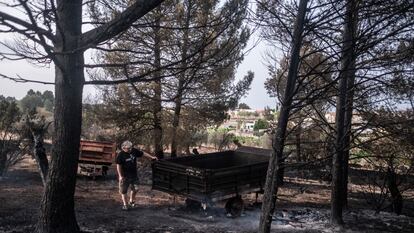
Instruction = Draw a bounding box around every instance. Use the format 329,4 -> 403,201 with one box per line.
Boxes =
1,156 -> 413,233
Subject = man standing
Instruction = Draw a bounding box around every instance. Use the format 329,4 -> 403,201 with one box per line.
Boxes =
116,140 -> 158,210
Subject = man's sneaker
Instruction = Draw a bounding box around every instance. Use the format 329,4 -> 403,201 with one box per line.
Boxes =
129,201 -> 136,208
122,205 -> 129,211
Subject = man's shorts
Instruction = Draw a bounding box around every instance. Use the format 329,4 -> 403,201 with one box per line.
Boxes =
119,177 -> 139,194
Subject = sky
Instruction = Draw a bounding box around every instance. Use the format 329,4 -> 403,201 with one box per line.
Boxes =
236,37 -> 277,110
0,26 -> 277,111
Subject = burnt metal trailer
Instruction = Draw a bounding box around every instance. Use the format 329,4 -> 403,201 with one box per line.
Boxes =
152,147 -> 270,216
77,140 -> 116,178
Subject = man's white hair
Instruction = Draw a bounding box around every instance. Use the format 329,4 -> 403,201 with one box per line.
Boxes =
121,140 -> 133,149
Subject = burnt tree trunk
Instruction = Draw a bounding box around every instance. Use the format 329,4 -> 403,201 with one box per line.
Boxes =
258,0 -> 308,232
153,9 -> 164,159
171,0 -> 192,158
31,125 -> 50,187
277,154 -> 286,186
32,1 -> 167,232
386,167 -> 403,215
36,2 -> 84,232
170,88 -> 183,158
341,0 -> 358,209
295,123 -> 302,162
0,143 -> 6,176
153,82 -> 164,158
331,0 -> 357,225
331,43 -> 346,227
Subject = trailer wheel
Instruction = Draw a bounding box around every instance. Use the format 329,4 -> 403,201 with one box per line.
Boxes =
225,196 -> 244,217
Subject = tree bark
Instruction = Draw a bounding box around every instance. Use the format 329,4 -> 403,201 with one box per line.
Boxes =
153,9 -> 164,159
258,0 -> 308,232
153,83 -> 164,158
332,95 -> 346,225
171,0 -> 192,158
331,0 -> 357,225
295,123 -> 302,162
170,90 -> 183,158
36,1 -> 84,232
386,167 -> 403,215
0,143 -> 6,176
341,0 -> 358,209
277,154 -> 286,186
28,1 -> 167,232
31,126 -> 49,187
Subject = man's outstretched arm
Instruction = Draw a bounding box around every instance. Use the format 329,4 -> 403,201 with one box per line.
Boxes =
143,151 -> 158,160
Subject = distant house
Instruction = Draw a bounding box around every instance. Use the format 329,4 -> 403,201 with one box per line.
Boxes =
242,121 -> 255,132
222,109 -> 274,135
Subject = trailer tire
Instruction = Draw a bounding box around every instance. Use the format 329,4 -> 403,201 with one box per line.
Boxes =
225,196 -> 243,217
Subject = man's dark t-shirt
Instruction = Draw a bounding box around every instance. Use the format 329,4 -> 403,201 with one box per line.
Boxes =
116,148 -> 143,179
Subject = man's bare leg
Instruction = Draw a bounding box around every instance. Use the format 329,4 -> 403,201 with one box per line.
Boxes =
121,194 -> 128,206
130,189 -> 137,204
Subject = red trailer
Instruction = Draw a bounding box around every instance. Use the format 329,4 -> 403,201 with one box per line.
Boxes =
77,140 -> 116,177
